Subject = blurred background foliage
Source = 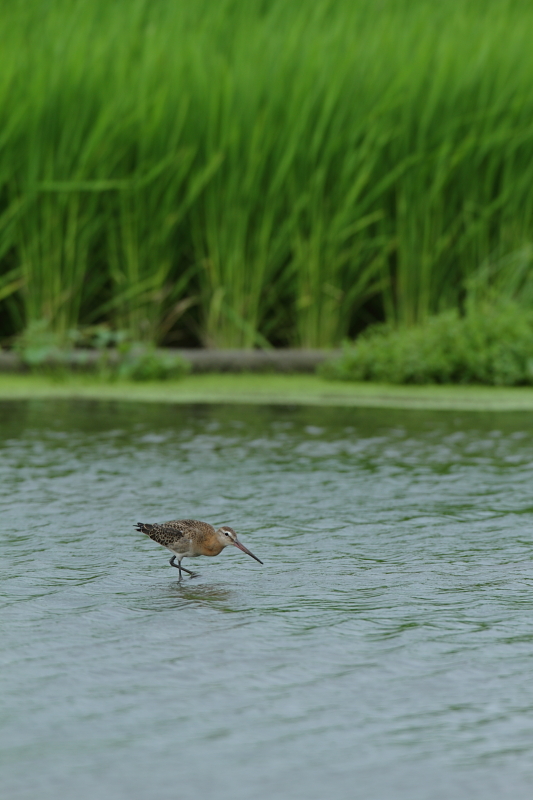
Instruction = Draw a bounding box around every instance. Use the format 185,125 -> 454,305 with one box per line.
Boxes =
2,0 -> 533,353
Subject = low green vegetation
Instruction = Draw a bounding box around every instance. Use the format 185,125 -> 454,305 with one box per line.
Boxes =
321,301 -> 533,385
14,322 -> 190,381
2,0 -> 533,349
2,372 -> 533,411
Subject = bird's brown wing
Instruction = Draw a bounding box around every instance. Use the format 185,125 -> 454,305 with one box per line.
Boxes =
135,519 -> 214,548
135,521 -> 187,547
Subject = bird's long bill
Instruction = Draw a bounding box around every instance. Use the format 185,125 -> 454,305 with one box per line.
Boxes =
232,538 -> 263,564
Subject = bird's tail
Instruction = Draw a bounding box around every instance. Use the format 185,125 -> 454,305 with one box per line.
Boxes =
135,522 -> 154,535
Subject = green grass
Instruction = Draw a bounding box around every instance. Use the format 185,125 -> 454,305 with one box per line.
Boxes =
2,372 -> 533,411
2,0 -> 533,346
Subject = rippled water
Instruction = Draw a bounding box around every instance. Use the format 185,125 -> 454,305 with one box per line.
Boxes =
2,400 -> 533,799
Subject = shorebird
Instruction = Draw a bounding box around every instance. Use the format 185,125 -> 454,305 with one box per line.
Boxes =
135,519 -> 263,578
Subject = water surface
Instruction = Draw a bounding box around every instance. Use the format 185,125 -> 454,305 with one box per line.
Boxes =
2,400 -> 533,799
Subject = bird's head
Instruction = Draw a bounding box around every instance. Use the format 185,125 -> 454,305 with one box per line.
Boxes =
215,525 -> 263,564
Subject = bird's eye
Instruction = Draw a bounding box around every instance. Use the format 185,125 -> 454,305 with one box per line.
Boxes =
224,531 -> 229,537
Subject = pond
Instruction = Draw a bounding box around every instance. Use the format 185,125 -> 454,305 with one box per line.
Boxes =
2,400 -> 533,800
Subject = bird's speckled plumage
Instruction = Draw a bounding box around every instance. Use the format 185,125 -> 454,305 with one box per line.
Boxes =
136,519 -> 220,553
135,518 -> 262,578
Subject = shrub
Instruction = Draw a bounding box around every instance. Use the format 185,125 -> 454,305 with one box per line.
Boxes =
319,302 -> 533,385
116,346 -> 190,382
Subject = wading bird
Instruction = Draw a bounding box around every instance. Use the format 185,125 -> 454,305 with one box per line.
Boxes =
135,519 -> 263,578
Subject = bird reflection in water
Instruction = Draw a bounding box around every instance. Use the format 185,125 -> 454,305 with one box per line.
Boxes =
168,582 -> 234,609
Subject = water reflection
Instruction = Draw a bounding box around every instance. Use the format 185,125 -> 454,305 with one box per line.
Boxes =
127,582 -> 235,612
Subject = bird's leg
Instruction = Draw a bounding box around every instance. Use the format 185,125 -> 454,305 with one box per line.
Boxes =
169,555 -> 195,578
169,555 -> 182,579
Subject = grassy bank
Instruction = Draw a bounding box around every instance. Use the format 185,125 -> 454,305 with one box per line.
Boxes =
2,373 -> 533,411
2,0 -> 533,348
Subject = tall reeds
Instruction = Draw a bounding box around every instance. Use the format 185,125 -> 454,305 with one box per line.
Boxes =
1,0 -> 533,347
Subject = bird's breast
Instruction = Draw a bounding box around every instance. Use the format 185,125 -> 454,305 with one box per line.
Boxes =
196,541 -> 225,557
